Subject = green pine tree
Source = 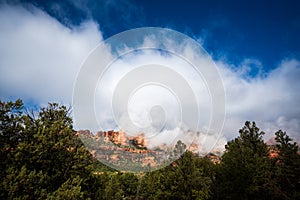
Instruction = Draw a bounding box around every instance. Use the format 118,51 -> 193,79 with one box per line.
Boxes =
0,100 -> 99,199
214,121 -> 275,200
273,130 -> 300,199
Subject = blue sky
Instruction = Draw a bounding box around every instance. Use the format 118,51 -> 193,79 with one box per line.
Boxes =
21,0 -> 300,70
0,0 -> 300,146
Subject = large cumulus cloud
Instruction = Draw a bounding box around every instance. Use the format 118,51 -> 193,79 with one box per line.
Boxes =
0,3 -> 299,150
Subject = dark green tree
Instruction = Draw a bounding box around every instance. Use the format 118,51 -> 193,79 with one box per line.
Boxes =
139,148 -> 216,200
273,130 -> 300,199
0,99 -> 24,149
4,100 -> 300,200
0,99 -> 26,197
103,172 -> 138,199
214,121 -> 276,200
0,100 -> 99,199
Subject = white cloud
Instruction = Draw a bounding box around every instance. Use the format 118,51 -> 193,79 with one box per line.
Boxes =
0,4 -> 102,105
0,3 -> 299,152
219,59 -> 300,141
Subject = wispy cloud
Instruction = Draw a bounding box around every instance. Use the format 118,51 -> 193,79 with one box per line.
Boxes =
35,0 -> 146,35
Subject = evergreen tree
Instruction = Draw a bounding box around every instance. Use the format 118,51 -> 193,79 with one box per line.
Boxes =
273,130 -> 300,199
214,121 -> 275,200
139,148 -> 216,200
2,100 -> 300,200
0,100 -> 99,199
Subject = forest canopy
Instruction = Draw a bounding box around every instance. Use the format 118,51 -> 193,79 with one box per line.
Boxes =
0,99 -> 299,199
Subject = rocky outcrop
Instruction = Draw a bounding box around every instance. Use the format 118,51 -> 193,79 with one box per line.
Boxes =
76,130 -> 225,167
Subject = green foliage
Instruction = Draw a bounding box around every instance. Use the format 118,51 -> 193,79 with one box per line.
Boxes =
47,176 -> 85,200
102,172 -> 138,199
0,99 -> 24,149
139,150 -> 216,200
2,166 -> 49,199
214,121 -> 275,200
273,130 -> 300,199
0,100 -> 98,199
1,99 -> 300,200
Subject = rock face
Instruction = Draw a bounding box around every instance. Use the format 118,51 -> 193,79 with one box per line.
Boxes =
76,129 -> 226,168
77,130 -> 161,169
188,143 -> 200,153
95,130 -> 147,148
268,145 -> 279,159
205,152 -> 221,164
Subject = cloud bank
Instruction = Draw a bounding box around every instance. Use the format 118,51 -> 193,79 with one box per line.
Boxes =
0,3 -> 299,150
0,3 -> 102,105
219,59 -> 300,141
